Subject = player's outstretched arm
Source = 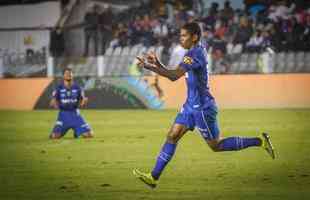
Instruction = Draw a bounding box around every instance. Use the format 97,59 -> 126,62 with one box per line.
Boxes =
136,52 -> 185,81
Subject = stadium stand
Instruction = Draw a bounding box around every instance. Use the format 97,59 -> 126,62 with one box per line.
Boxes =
1,0 -> 310,78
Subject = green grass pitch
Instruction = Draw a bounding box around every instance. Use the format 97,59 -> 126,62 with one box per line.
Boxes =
0,109 -> 310,200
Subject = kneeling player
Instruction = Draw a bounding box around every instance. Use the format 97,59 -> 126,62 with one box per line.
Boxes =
49,68 -> 93,139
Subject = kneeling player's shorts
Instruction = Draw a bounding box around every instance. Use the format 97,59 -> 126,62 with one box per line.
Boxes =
174,104 -> 220,140
52,110 -> 91,138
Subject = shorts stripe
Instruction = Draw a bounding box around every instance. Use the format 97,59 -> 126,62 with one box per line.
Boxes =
200,111 -> 213,140
55,121 -> 63,126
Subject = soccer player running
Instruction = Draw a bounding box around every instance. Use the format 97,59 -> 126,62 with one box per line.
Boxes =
133,22 -> 275,188
49,68 -> 93,139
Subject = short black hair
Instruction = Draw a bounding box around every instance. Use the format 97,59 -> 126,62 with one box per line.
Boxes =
181,22 -> 201,41
63,67 -> 72,75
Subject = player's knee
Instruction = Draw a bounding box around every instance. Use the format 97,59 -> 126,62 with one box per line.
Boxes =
166,131 -> 180,143
209,144 -> 221,152
49,133 -> 61,139
81,132 -> 94,138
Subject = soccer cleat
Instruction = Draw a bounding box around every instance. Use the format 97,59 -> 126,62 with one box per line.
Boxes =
133,169 -> 157,188
261,133 -> 275,159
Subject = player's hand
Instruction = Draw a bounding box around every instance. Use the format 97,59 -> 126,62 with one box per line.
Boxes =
136,51 -> 160,69
79,97 -> 88,107
145,51 -> 159,65
136,55 -> 158,69
49,98 -> 59,109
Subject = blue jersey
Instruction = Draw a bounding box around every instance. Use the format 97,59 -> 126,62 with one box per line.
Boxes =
52,82 -> 84,111
179,45 -> 215,110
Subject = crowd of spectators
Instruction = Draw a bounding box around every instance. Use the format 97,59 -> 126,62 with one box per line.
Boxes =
91,0 -> 310,54
52,0 -> 310,61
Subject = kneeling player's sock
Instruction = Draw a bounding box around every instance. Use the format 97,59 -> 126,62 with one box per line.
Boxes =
151,142 -> 177,180
218,137 -> 261,151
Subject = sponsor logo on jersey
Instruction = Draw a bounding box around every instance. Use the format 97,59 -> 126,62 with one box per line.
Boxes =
183,56 -> 193,65
61,99 -> 78,104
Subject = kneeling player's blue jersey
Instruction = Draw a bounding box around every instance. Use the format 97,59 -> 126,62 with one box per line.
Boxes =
179,45 -> 215,110
52,82 -> 83,111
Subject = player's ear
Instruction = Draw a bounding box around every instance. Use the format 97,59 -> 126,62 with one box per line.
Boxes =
192,34 -> 198,43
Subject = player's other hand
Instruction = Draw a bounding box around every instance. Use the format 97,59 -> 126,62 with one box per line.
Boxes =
80,97 -> 88,107
136,56 -> 147,69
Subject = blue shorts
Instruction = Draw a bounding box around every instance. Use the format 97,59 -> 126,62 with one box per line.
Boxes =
52,110 -> 91,138
174,104 -> 220,140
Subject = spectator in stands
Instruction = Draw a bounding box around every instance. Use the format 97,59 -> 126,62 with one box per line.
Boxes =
83,4 -> 100,56
49,27 -> 65,58
214,20 -> 228,40
140,14 -> 156,46
186,10 -> 196,23
202,3 -> 218,31
110,22 -> 129,48
289,16 -> 304,51
228,16 -> 253,54
269,23 -> 282,51
152,15 -> 168,44
246,30 -> 263,52
261,29 -> 273,51
301,14 -> 310,51
209,2 -> 219,17
221,1 -> 234,22
131,15 -> 143,44
155,0 -> 168,21
210,34 -> 228,73
99,5 -> 113,55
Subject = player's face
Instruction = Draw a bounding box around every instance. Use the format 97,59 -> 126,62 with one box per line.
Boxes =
63,70 -> 73,82
180,29 -> 195,49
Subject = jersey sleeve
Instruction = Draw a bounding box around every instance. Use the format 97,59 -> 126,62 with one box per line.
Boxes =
179,50 -> 202,72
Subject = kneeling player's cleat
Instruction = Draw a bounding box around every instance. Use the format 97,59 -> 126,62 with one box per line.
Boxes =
133,169 -> 157,188
261,132 -> 275,159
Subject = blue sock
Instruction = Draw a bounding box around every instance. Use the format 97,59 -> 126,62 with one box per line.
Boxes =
151,142 -> 177,180
218,137 -> 261,151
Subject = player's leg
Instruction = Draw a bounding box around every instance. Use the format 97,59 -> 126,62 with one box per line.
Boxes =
133,123 -> 188,188
133,109 -> 193,188
206,133 -> 275,159
80,131 -> 93,138
50,112 -> 69,139
72,113 -> 93,139
196,105 -> 267,153
151,123 -> 188,179
50,121 -> 68,139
